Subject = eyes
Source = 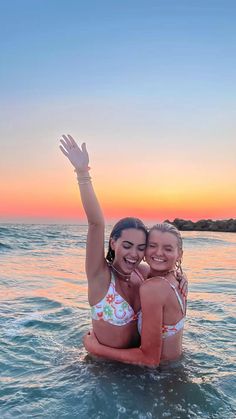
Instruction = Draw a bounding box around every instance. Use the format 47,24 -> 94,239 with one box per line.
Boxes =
122,243 -> 146,251
123,244 -> 132,249
148,243 -> 174,252
138,245 -> 146,251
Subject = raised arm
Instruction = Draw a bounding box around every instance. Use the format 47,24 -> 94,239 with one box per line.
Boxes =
83,281 -> 163,367
59,135 -> 107,281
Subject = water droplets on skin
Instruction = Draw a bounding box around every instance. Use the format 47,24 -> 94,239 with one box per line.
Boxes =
1,225 -> 236,418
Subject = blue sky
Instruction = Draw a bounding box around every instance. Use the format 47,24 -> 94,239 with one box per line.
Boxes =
1,0 -> 236,101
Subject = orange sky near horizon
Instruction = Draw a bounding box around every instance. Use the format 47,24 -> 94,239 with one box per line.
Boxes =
1,162 -> 235,223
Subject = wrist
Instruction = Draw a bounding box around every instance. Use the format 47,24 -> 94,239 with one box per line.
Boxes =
74,166 -> 90,175
74,167 -> 92,185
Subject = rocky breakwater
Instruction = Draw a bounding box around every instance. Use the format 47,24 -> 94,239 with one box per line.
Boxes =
164,218 -> 236,232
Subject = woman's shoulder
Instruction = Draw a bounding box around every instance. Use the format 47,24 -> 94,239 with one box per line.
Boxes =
140,276 -> 168,302
142,275 -> 168,286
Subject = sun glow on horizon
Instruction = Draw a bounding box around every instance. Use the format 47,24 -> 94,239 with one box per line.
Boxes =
1,169 -> 235,223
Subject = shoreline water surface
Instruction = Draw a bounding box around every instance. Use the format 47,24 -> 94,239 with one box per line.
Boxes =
0,224 -> 235,418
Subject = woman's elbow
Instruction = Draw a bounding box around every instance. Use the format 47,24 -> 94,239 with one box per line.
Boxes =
141,349 -> 160,367
143,358 -> 160,368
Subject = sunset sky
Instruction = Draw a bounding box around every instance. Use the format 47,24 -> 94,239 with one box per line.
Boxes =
1,0 -> 236,223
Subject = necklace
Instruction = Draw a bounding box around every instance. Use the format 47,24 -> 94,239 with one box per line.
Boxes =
110,264 -> 131,284
159,269 -> 175,276
150,269 -> 176,279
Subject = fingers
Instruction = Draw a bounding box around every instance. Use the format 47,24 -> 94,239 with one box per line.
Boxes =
60,135 -> 71,151
59,144 -> 69,157
60,139 -> 75,157
81,142 -> 87,153
61,134 -> 77,150
60,134 -> 83,153
68,134 -> 79,148
61,134 -> 72,147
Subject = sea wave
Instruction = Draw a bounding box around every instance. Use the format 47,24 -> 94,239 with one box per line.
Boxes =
0,242 -> 13,251
0,224 -> 235,418
183,236 -> 234,247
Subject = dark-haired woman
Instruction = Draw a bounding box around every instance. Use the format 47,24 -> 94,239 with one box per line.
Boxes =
60,135 -> 148,349
60,135 -> 187,350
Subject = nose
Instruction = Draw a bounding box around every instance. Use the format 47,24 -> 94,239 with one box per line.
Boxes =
155,247 -> 163,256
130,247 -> 138,258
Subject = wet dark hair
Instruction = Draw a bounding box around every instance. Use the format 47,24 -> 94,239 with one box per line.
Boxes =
106,217 -> 148,263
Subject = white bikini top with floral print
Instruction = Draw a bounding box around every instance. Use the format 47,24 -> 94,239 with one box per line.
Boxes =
91,271 -> 139,326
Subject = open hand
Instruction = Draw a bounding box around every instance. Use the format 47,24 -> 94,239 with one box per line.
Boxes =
59,134 -> 89,172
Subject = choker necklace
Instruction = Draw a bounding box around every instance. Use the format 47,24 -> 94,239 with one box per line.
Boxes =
160,269 -> 175,276
153,269 -> 176,279
110,264 -> 131,283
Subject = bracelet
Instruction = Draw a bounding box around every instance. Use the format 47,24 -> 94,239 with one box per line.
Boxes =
74,166 -> 91,174
78,179 -> 92,185
74,165 -> 92,185
76,173 -> 92,185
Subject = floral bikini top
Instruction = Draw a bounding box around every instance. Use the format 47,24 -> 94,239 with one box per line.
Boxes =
137,277 -> 185,339
91,271 -> 140,326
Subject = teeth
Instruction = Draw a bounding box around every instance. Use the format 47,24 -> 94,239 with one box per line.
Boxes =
153,258 -> 166,262
125,258 -> 136,264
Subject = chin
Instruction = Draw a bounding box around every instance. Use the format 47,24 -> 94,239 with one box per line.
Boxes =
151,265 -> 172,273
122,261 -> 139,273
123,266 -> 135,274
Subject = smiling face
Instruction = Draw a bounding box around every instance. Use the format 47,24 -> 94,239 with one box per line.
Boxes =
110,228 -> 147,274
145,229 -> 182,275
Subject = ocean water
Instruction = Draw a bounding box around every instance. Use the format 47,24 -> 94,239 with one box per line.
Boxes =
0,224 -> 235,419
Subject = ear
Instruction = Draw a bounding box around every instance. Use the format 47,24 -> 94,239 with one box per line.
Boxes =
110,238 -> 116,251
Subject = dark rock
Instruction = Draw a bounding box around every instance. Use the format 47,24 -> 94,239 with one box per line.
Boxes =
163,218 -> 236,232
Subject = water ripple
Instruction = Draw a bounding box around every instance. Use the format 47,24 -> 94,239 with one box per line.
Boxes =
0,225 -> 236,418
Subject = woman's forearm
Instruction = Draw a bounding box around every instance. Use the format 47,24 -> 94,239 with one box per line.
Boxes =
87,343 -> 160,367
76,172 -> 104,226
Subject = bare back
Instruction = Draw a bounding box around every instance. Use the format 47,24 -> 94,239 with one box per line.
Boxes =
140,274 -> 185,362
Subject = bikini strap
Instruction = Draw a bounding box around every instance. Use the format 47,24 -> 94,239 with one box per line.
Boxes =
163,278 -> 185,314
